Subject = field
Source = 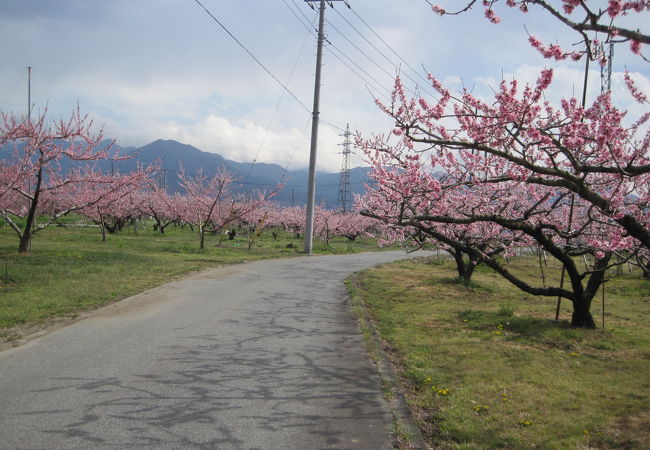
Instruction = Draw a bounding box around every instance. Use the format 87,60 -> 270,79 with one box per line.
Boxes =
0,216 -> 379,344
349,255 -> 650,449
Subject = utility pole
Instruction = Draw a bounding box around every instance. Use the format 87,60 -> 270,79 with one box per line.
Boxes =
27,66 -> 33,255
303,0 -> 347,254
337,123 -> 352,212
303,0 -> 326,255
27,66 -> 31,121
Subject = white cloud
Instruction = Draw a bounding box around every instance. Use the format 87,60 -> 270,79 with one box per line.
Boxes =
1,0 -> 647,176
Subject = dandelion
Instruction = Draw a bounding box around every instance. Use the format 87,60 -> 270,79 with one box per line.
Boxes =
473,405 -> 489,415
520,419 -> 533,427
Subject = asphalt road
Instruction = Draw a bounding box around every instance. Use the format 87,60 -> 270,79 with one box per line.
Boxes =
0,250 -> 417,449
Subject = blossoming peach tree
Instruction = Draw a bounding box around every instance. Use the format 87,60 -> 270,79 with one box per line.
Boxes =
359,2 -> 649,328
0,107 -> 153,253
177,166 -> 280,249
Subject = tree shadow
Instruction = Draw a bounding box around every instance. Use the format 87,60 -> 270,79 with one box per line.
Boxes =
10,281 -> 393,449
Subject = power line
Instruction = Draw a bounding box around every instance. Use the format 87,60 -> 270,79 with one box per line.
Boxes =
332,5 -> 439,99
282,0 -> 390,100
325,42 -> 392,99
192,0 -> 346,152
284,0 -> 318,35
289,0 -> 320,31
325,18 -> 398,87
279,115 -> 313,183
192,0 -> 313,115
232,180 -> 367,188
296,5 -> 423,100
0,68 -> 28,109
244,13 -> 316,183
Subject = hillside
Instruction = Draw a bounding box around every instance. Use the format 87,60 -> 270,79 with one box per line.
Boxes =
1,138 -> 373,208
117,139 -> 373,208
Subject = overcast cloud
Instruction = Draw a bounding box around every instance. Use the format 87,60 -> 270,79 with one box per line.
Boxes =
1,0 -> 648,172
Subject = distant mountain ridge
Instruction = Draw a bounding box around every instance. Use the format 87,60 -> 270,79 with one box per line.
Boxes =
112,139 -> 373,208
0,138 -> 373,207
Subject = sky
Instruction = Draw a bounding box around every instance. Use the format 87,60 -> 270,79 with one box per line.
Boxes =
1,0 -> 648,173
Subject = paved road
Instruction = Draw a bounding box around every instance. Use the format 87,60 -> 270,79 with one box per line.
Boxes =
0,251 -> 416,449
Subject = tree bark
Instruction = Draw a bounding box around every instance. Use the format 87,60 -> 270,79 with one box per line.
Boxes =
18,167 -> 44,253
199,226 -> 206,249
18,233 -> 31,254
450,248 -> 476,282
571,299 -> 596,328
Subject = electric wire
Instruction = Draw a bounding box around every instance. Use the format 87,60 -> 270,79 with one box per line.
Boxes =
324,42 -> 392,100
282,0 -> 390,100
332,6 -> 440,99
244,12 -> 317,183
192,0 -> 313,115
289,0 -> 320,31
348,3 -> 437,90
324,18 -> 399,88
284,0 -> 318,35
0,68 -> 28,112
278,115 -> 312,184
192,0 -> 345,140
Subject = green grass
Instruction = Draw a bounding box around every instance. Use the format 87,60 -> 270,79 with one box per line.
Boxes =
0,218 -> 381,337
349,255 -> 650,449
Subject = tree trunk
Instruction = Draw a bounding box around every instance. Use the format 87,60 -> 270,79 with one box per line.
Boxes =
571,298 -> 596,328
568,254 -> 609,329
199,226 -> 205,249
18,167 -> 43,253
18,233 -> 31,254
451,248 -> 476,282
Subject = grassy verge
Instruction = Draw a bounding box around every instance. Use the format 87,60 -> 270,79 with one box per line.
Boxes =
349,255 -> 650,449
0,219 -> 380,341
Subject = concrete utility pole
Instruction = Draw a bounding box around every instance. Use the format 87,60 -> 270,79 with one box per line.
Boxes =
303,0 -> 348,254
303,0 -> 349,254
303,0 -> 326,255
27,66 -> 33,255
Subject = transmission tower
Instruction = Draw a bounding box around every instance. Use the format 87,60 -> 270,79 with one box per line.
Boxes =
337,123 -> 352,212
600,42 -> 614,93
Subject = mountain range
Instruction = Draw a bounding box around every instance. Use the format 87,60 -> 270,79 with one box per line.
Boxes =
0,138 -> 373,208
111,139 -> 373,208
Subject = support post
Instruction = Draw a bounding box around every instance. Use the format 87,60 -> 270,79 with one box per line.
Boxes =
304,0 -> 326,255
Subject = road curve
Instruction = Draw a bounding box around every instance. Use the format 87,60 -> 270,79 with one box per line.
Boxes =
0,250 -> 417,449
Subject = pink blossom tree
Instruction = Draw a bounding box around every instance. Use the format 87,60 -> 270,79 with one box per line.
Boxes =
359,131 -> 628,327
278,206 -> 307,239
77,188 -> 149,241
431,0 -> 649,61
178,166 -> 278,249
360,59 -> 648,327
0,108 -> 152,252
141,188 -> 183,234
